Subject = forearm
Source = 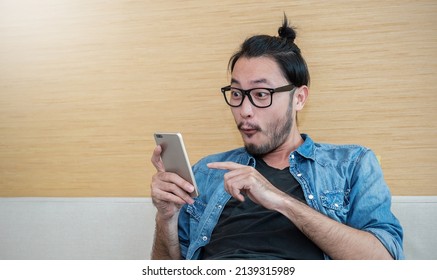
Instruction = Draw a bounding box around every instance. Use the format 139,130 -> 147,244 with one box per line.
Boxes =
151,214 -> 181,260
277,194 -> 393,260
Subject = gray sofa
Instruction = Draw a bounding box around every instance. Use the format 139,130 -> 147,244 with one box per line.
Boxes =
0,196 -> 435,260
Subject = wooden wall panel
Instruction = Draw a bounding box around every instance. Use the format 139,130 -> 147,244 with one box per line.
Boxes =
0,0 -> 436,196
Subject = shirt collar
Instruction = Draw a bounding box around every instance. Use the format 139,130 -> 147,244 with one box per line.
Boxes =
296,134 -> 316,161
240,134 -> 316,164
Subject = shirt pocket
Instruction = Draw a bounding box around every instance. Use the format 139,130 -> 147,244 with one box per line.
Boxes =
186,199 -> 207,222
320,189 -> 345,211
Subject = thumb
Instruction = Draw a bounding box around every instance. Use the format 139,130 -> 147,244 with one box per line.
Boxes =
151,145 -> 165,172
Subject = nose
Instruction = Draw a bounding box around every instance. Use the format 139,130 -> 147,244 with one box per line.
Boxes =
239,95 -> 254,118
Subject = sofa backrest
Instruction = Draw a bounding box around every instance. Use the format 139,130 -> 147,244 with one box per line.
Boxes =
0,196 -> 435,259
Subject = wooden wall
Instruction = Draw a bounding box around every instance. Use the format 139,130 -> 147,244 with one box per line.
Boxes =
1,0 -> 436,197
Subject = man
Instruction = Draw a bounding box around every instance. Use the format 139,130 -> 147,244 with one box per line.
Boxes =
150,16 -> 404,260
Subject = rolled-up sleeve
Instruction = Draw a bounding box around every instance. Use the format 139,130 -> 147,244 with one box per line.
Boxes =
347,149 -> 404,259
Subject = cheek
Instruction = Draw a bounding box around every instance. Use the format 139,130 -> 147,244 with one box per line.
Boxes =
265,104 -> 292,126
270,101 -> 291,118
230,108 -> 240,120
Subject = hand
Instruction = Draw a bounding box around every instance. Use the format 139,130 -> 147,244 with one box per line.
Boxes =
207,161 -> 286,210
151,145 -> 195,220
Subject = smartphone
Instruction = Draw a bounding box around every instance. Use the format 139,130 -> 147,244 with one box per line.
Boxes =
154,132 -> 199,197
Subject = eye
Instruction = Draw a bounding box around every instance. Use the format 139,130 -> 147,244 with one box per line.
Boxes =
252,89 -> 270,100
230,90 -> 242,99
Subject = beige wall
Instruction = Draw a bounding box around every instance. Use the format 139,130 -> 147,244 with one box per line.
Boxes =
1,0 -> 436,197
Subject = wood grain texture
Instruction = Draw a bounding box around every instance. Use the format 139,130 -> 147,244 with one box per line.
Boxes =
0,0 -> 436,196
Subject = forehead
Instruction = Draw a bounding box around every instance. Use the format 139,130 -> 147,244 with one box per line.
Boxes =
231,56 -> 287,87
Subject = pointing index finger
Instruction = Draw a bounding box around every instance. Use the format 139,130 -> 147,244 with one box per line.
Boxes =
207,161 -> 244,170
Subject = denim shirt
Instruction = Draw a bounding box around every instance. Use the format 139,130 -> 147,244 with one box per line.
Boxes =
178,134 -> 404,260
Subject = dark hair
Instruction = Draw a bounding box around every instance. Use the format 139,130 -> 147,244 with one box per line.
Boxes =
228,14 -> 310,87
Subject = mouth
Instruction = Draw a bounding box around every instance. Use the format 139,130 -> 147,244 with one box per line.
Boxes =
238,123 -> 261,137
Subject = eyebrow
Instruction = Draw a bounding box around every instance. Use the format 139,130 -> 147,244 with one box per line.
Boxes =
230,78 -> 270,87
230,78 -> 240,85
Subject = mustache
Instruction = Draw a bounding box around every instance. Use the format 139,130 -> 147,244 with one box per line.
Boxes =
237,122 -> 261,131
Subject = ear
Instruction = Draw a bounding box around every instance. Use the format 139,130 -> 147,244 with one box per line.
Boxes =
294,86 -> 309,111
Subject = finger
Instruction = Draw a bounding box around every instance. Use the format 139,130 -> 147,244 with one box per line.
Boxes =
160,180 -> 195,205
223,173 -> 247,202
152,172 -> 195,204
152,185 -> 193,205
157,172 -> 195,195
151,145 -> 165,172
224,181 -> 246,202
152,189 -> 186,206
207,161 -> 245,170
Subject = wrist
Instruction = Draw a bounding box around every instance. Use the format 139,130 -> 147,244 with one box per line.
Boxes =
155,210 -> 180,225
274,193 -> 300,217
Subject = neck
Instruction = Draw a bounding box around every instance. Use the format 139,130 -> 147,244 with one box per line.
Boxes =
261,128 -> 303,169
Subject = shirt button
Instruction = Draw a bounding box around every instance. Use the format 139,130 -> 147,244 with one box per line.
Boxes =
291,154 -> 295,159
308,194 -> 314,200
334,203 -> 339,208
217,205 -> 222,209
297,173 -> 302,177
202,236 -> 208,241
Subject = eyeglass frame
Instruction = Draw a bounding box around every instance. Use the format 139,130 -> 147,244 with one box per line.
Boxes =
220,84 -> 296,108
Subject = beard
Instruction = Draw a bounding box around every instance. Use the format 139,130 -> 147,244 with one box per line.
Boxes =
239,103 -> 293,157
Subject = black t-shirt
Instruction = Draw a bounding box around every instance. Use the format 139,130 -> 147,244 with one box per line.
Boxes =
201,158 -> 324,259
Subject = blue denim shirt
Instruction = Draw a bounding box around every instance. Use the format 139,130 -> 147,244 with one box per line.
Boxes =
178,134 -> 404,260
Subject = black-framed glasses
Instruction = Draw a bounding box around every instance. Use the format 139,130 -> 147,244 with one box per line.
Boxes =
220,84 -> 295,108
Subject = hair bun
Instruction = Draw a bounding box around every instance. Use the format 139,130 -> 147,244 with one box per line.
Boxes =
278,15 -> 296,42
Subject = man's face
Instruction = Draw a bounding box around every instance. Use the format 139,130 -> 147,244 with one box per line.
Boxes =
230,56 -> 294,156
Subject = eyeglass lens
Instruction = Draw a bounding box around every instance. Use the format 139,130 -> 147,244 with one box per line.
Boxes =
223,88 -> 272,108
